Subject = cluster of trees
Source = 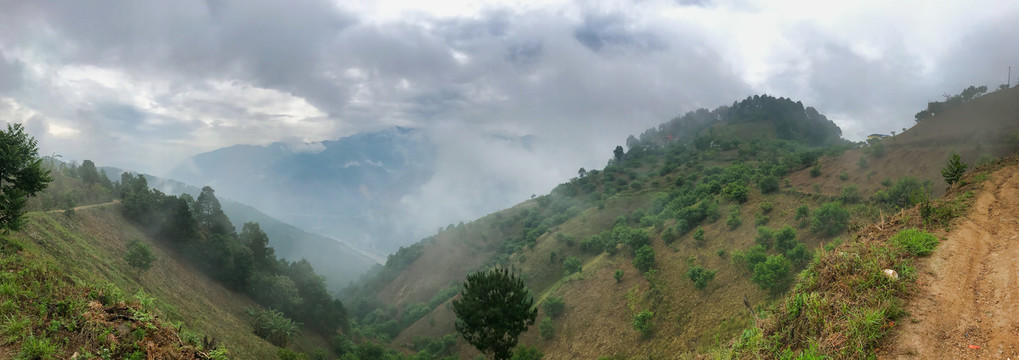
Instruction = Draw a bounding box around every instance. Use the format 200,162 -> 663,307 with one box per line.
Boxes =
914,85 -> 988,122
117,175 -> 347,339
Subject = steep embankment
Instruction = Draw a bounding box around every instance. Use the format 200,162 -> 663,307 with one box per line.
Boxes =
883,160 -> 1019,358
10,204 -> 295,358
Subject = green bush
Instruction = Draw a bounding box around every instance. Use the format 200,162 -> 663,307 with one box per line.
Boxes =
811,201 -> 849,237
511,345 -> 545,360
751,255 -> 792,293
247,308 -> 301,347
686,265 -> 717,290
759,201 -> 773,214
723,182 -> 750,203
809,165 -> 821,177
758,175 -> 780,194
733,244 -> 767,272
794,205 -> 810,220
875,177 -> 928,208
124,240 -> 157,272
614,269 -> 624,283
539,318 -> 554,340
858,156 -> 868,169
18,335 -> 57,360
692,226 -> 705,246
726,206 -> 742,230
755,226 -> 774,249
774,226 -> 797,253
563,256 -> 583,275
838,171 -> 849,181
632,310 -> 654,338
840,185 -> 862,204
543,297 -> 565,318
633,245 -> 655,273
890,228 -> 939,257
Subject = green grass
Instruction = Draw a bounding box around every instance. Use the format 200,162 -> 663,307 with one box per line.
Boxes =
890,228 -> 939,257
719,229 -> 935,359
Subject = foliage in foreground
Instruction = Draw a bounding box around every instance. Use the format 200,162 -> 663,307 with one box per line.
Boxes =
724,228 -> 939,359
453,268 -> 537,360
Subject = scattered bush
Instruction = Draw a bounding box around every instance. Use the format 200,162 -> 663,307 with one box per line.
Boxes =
809,165 -> 821,178
247,308 -> 301,347
563,257 -> 583,275
858,156 -> 868,169
838,171 -> 849,181
755,226 -> 774,249
511,345 -> 545,360
726,206 -> 742,230
890,228 -> 939,257
124,240 -> 157,272
633,245 -> 655,273
839,185 -> 862,204
543,297 -> 565,318
686,265 -> 717,290
539,318 -> 555,340
758,175 -> 780,194
751,255 -> 792,293
692,226 -> 705,246
774,226 -> 798,253
811,201 -> 849,237
759,201 -> 773,214
723,182 -> 750,203
614,269 -> 624,283
632,310 -> 654,338
794,205 -> 810,221
754,213 -> 770,226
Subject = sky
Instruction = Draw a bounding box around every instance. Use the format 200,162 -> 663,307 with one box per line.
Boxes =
1,0 -> 1017,238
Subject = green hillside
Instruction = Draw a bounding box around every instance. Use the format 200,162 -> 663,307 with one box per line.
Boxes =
338,89 -> 1019,359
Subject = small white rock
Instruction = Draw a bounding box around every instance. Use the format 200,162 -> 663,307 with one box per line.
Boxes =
883,269 -> 899,280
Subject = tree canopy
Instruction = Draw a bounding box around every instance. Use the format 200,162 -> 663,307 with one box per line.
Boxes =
452,268 -> 537,360
0,123 -> 52,233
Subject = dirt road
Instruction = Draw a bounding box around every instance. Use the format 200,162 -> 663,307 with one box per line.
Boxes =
882,167 -> 1019,358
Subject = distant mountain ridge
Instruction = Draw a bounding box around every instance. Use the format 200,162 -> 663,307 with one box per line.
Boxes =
168,127 -> 436,254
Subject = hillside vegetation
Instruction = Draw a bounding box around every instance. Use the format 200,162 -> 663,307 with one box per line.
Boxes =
338,87 -> 1019,359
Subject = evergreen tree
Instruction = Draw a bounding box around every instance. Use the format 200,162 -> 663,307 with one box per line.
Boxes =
453,268 -> 537,360
941,153 -> 968,186
0,123 -> 52,233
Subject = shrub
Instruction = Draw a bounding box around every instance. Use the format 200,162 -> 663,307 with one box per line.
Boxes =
733,244 -> 768,272
941,153 -> 968,186
794,205 -> 810,220
614,269 -> 624,283
809,165 -> 821,177
511,345 -> 544,360
754,213 -> 770,226
875,177 -> 928,208
247,308 -> 301,347
723,182 -> 750,203
124,240 -> 157,272
811,201 -> 849,237
633,245 -> 655,273
840,185 -> 862,204
563,257 -> 583,275
758,175 -> 780,194
755,226 -> 774,249
858,156 -> 868,169
784,242 -> 812,267
539,318 -> 555,340
686,265 -> 717,290
890,228 -> 939,257
751,255 -> 792,293
726,206 -> 742,230
774,226 -> 797,253
662,226 -> 678,244
759,201 -> 773,214
692,226 -> 705,246
838,171 -> 849,181
543,297 -> 565,318
632,310 -> 654,337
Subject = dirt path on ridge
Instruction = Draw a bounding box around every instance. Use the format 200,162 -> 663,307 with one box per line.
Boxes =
882,167 -> 1019,359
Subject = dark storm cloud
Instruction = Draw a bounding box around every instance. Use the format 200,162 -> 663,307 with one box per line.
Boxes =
574,13 -> 665,52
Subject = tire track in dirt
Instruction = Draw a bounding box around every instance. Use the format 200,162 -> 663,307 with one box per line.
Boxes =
882,168 -> 1019,359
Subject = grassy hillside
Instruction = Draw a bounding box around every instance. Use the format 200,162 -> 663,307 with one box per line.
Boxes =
2,205 -> 296,358
339,89 -> 1019,359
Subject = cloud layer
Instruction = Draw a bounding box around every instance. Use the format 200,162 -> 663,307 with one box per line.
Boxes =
1,0 -> 1017,246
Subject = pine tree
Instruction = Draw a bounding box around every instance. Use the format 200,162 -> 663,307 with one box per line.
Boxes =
0,123 -> 52,233
453,268 -> 537,360
941,153 -> 968,186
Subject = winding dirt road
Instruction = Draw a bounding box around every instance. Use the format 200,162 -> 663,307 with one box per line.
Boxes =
883,167 -> 1019,359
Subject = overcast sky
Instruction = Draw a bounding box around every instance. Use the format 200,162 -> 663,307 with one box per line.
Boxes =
1,0 -> 1017,231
